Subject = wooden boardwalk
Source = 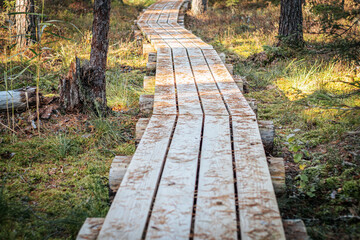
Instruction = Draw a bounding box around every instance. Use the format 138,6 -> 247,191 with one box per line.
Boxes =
97,0 -> 285,239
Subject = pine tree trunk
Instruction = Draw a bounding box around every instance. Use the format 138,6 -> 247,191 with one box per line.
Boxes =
59,0 -> 111,115
278,0 -> 303,45
15,0 -> 36,48
191,0 -> 207,15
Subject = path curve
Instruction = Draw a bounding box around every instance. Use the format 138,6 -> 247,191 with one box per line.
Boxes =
98,1 -> 286,239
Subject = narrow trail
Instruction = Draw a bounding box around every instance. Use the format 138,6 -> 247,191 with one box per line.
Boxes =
97,0 -> 286,239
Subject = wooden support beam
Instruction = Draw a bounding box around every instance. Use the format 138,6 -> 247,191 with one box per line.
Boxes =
148,52 -> 157,62
225,63 -> 233,75
247,98 -> 258,117
268,157 -> 285,194
258,120 -> 275,155
135,118 -> 150,144
146,61 -> 156,73
219,52 -> 226,63
139,94 -> 154,114
283,219 -> 309,240
76,218 -> 104,240
233,75 -> 244,93
109,155 -> 132,196
143,76 -> 155,92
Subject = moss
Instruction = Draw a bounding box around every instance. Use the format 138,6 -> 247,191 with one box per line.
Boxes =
343,180 -> 360,200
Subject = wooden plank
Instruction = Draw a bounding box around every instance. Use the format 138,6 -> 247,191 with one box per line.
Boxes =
77,218 -> 104,240
187,48 -> 228,116
202,49 -> 255,117
232,116 -> 285,240
146,115 -> 202,239
153,47 -> 177,115
97,115 -> 176,240
172,47 -> 203,115
194,115 -> 237,239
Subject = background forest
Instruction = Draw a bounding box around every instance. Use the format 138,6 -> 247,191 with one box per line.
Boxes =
0,0 -> 359,239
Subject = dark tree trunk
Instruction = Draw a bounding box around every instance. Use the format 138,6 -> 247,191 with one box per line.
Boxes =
191,0 -> 207,15
278,0 -> 303,46
60,0 -> 111,115
15,0 -> 36,48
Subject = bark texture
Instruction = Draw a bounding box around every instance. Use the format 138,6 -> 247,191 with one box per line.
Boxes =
88,0 -> 111,113
60,0 -> 111,115
191,0 -> 207,15
15,0 -> 36,48
278,0 -> 303,45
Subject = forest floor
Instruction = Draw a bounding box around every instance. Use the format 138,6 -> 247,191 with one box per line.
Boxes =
0,0 -> 359,239
0,0 -> 152,239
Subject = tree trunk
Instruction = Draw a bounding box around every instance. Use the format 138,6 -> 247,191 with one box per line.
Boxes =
278,0 -> 303,46
15,0 -> 36,48
191,0 -> 207,15
59,0 -> 111,115
88,0 -> 111,113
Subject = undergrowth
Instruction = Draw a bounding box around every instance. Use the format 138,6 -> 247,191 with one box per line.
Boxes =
0,0 -> 151,238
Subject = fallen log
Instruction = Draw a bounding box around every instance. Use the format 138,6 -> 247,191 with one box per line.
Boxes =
0,87 -> 38,112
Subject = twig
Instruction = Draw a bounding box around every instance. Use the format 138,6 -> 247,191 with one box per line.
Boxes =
0,120 -> 17,133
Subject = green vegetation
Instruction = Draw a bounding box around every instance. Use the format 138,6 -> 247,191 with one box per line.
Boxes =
0,0 -> 152,238
188,0 -> 360,239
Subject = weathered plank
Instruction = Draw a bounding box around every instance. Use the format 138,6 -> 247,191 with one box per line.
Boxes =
97,115 -> 176,239
153,47 -> 177,115
202,49 -> 255,117
146,115 -> 202,239
187,47 -> 228,116
77,218 -> 104,240
232,116 -> 285,240
194,115 -> 237,239
172,47 -> 203,115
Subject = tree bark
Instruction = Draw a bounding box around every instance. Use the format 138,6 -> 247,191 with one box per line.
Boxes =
87,0 -> 111,113
278,0 -> 303,46
15,0 -> 36,48
191,0 -> 207,15
59,0 -> 111,115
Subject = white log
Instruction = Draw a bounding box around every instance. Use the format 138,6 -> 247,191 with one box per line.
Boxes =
146,62 -> 156,72
268,157 -> 285,195
139,94 -> 154,114
148,52 -> 157,62
247,98 -> 258,117
76,218 -> 104,240
225,63 -> 233,75
219,52 -> 226,63
233,75 -> 244,93
258,120 -> 275,155
0,87 -> 37,112
143,76 -> 155,92
135,118 -> 150,143
283,219 -> 309,240
109,155 -> 132,194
